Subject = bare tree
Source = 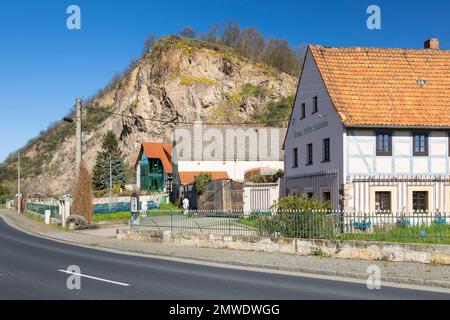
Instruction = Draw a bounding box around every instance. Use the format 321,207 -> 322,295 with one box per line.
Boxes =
207,25 -> 218,42
262,38 -> 301,75
142,34 -> 157,57
180,26 -> 196,38
198,33 -> 208,41
220,21 -> 240,47
235,27 -> 265,60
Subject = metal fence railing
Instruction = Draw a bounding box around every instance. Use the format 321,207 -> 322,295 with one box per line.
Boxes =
26,202 -> 60,218
131,210 -> 450,244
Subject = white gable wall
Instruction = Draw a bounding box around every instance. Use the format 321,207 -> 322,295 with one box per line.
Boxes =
284,49 -> 345,194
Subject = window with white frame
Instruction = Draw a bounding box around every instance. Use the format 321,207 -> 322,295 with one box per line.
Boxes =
412,191 -> 428,212
413,132 -> 428,156
375,191 -> 391,213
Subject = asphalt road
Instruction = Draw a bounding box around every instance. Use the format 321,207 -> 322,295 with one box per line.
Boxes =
0,218 -> 449,300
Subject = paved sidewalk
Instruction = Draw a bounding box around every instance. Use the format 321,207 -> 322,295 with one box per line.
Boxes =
2,209 -> 450,289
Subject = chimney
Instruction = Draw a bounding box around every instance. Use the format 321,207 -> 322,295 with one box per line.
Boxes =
424,38 -> 439,50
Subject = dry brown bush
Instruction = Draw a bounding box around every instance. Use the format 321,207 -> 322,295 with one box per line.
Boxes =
72,161 -> 93,221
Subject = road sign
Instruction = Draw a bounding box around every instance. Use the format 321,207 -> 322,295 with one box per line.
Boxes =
131,198 -> 138,213
130,193 -> 140,224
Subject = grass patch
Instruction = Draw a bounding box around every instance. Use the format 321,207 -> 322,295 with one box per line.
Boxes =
24,211 -> 70,232
158,202 -> 182,211
237,217 -> 258,228
24,211 -> 44,222
238,214 -> 450,245
146,35 -> 239,64
240,83 -> 268,97
92,211 -> 130,223
209,83 -> 271,122
93,203 -> 183,220
310,248 -> 330,258
148,209 -> 184,217
340,224 -> 450,245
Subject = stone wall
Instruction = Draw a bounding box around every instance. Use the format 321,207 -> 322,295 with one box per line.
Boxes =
117,229 -> 450,265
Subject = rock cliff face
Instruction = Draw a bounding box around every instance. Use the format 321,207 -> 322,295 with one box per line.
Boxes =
5,36 -> 298,195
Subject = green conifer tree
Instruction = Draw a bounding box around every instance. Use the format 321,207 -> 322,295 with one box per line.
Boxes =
92,131 -> 127,191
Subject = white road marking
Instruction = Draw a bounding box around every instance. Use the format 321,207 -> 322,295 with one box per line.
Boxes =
58,270 -> 130,287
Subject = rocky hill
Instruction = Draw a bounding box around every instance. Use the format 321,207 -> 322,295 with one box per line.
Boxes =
0,36 -> 298,195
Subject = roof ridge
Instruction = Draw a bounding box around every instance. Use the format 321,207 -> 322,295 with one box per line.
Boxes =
309,44 -> 450,53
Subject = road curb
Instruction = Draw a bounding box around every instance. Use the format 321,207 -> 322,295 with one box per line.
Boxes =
2,210 -> 450,291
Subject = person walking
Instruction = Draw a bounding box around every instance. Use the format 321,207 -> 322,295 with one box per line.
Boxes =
182,197 -> 190,215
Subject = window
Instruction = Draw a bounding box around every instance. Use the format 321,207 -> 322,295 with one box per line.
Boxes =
306,143 -> 313,165
322,138 -> 330,162
293,148 -> 298,168
413,132 -> 428,156
375,192 -> 391,213
412,191 -> 428,212
312,96 -> 318,114
141,158 -> 164,192
323,191 -> 331,202
376,131 -> 392,156
306,192 -> 314,199
300,103 -> 306,119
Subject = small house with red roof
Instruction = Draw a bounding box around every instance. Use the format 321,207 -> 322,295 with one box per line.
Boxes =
135,142 -> 174,192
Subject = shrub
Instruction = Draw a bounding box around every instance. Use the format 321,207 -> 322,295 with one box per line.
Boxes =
273,194 -> 331,212
66,215 -> 97,230
255,212 -> 337,239
112,184 -> 121,194
240,83 -> 268,97
179,76 -> 216,86
251,96 -> 294,126
245,169 -> 284,183
194,172 -> 212,194
93,189 -> 109,198
310,248 -> 330,258
250,195 -> 335,239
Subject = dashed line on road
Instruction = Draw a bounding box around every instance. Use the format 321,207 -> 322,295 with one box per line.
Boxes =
58,269 -> 130,287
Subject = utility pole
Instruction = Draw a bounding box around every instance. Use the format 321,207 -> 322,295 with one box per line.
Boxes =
17,153 -> 21,213
75,98 -> 82,176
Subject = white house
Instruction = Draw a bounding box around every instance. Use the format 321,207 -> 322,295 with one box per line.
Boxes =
284,38 -> 450,213
172,124 -> 286,205
172,123 -> 285,183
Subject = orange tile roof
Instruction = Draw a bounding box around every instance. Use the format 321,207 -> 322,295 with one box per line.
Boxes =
178,171 -> 230,185
137,142 -> 173,173
308,45 -> 450,127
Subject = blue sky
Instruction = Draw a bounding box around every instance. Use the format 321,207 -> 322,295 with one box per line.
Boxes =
0,0 -> 448,162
